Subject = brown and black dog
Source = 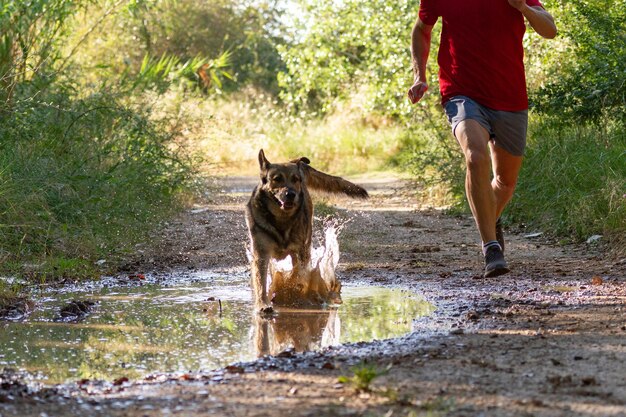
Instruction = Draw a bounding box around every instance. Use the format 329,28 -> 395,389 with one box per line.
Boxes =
245,149 -> 368,314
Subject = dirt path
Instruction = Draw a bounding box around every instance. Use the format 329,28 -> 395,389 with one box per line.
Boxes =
2,176 -> 625,417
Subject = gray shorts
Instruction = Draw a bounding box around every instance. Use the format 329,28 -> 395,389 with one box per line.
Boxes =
443,96 -> 528,156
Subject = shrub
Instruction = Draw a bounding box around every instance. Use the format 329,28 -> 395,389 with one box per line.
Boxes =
507,117 -> 625,250
0,88 -> 192,280
531,0 -> 626,123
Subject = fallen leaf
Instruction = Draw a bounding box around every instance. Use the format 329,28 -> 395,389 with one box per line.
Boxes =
591,276 -> 603,285
113,376 -> 129,386
224,365 -> 244,374
129,274 -> 145,280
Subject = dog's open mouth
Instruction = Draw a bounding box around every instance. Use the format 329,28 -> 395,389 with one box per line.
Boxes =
270,193 -> 295,210
281,201 -> 296,210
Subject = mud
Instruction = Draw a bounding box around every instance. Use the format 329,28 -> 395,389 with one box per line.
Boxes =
0,298 -> 34,322
1,176 -> 625,417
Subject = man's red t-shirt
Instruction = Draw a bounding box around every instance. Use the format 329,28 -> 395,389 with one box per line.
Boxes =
419,0 -> 543,111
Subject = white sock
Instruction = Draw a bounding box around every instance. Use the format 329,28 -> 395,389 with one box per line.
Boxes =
482,240 -> 502,255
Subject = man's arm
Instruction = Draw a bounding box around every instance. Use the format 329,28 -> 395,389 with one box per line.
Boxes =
408,18 -> 434,104
508,1 -> 557,39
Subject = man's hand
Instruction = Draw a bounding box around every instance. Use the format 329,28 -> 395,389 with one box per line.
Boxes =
408,81 -> 428,104
507,0 -> 527,11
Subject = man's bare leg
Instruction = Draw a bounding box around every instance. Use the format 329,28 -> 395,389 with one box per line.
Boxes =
455,120 -> 511,277
454,120 -> 497,245
490,142 -> 523,219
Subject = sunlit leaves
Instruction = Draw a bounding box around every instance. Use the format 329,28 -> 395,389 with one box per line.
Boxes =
128,51 -> 233,93
278,0 -> 432,119
531,0 -> 626,122
0,0 -> 91,104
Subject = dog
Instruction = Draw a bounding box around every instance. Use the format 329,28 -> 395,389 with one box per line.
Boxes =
245,149 -> 368,314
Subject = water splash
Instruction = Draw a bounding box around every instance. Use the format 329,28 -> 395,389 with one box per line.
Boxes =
269,221 -> 345,307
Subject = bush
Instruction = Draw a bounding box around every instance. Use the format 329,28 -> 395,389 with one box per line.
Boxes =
0,88 -> 192,280
531,0 -> 626,122
507,117 -> 625,249
277,0 -> 428,118
0,0 -> 196,283
68,0 -> 285,94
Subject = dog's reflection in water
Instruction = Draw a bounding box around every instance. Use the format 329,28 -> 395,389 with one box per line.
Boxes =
254,307 -> 340,356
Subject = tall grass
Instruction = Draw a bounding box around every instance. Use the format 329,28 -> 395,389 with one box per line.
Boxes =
507,117 -> 625,251
395,106 -> 625,250
0,90 -> 192,282
154,87 -> 406,176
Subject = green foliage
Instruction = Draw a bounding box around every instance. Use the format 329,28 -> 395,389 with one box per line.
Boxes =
184,90 -> 407,176
507,117 -> 625,249
0,286 -> 19,308
394,112 -> 464,206
0,0 -> 199,283
338,362 -> 391,392
128,51 -> 233,93
276,0 -> 461,201
278,0 -> 438,118
73,0 -> 284,93
532,0 -> 626,122
313,200 -> 339,218
0,0 -> 96,104
0,90 -> 192,280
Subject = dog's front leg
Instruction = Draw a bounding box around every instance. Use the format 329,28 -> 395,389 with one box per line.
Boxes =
251,257 -> 273,314
298,244 -> 311,271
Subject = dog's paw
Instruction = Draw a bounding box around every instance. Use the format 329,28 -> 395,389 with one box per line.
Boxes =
258,305 -> 276,318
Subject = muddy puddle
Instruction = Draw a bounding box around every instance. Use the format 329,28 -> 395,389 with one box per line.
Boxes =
0,273 -> 434,385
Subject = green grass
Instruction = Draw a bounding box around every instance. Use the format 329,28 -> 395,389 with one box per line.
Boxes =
507,117 -> 625,251
0,286 -> 19,308
0,91 -> 193,284
396,109 -> 625,252
313,200 -> 341,218
338,362 -> 391,392
166,90 -> 406,177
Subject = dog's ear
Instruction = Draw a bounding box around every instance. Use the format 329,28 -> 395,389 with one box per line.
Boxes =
289,156 -> 311,165
294,158 -> 311,184
258,149 -> 270,182
258,149 -> 271,169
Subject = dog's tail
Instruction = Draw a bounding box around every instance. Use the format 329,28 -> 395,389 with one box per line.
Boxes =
294,158 -> 368,199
